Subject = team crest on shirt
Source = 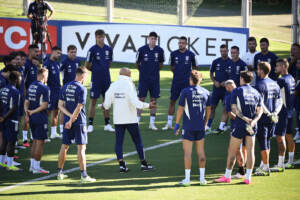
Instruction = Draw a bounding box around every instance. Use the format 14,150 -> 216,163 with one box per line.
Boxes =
236,66 -> 240,74
227,66 -> 232,73
185,56 -> 189,64
175,57 -> 179,64
105,50 -> 110,60
155,53 -> 159,62
144,54 -> 148,61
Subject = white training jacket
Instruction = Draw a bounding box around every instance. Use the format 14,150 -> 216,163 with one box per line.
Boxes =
103,75 -> 149,125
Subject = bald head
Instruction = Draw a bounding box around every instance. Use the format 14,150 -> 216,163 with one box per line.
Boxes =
120,67 -> 131,77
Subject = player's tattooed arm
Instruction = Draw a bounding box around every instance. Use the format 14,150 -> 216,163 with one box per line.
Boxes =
231,104 -> 251,124
250,106 -> 263,127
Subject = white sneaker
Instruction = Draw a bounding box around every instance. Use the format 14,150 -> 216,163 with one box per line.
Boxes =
50,133 -> 62,139
104,124 -> 115,132
33,167 -> 50,174
87,125 -> 94,133
294,159 -> 300,165
162,123 -> 172,131
13,161 -> 21,166
149,124 -> 158,131
178,179 -> 190,186
199,179 -> 207,185
45,138 -> 51,143
294,131 -> 300,140
232,172 -> 244,179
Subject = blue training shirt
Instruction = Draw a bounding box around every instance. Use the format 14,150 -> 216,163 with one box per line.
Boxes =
277,74 -> 295,118
17,66 -> 25,97
0,73 -> 7,89
86,44 -> 112,84
59,81 -> 87,125
255,77 -> 281,124
169,49 -> 196,84
43,58 -> 61,90
254,52 -> 278,80
178,85 -> 211,131
136,45 -> 165,82
60,57 -> 81,85
24,58 -> 38,89
227,58 -> 247,87
210,57 -> 231,83
0,83 -> 20,121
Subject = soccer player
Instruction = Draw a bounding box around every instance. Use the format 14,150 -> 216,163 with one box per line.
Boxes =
162,36 -> 197,130
254,62 -> 282,176
271,59 -> 295,171
22,44 -> 40,146
60,45 -> 80,134
174,70 -> 210,186
57,67 -> 96,183
136,32 -> 165,130
103,68 -> 156,173
215,71 -> 262,184
207,44 -> 231,132
43,46 -> 62,139
228,46 -> 247,87
225,80 -> 246,179
85,29 -> 114,133
254,38 -> 278,81
25,68 -> 50,174
288,43 -> 300,79
241,37 -> 258,69
0,71 -> 22,171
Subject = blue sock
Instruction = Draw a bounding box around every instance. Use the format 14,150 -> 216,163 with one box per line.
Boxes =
81,170 -> 88,178
207,119 -> 213,127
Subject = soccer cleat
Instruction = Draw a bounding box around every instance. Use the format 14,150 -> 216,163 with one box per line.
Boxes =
0,163 -> 7,168
232,172 -> 244,179
162,124 -> 173,131
215,176 -> 231,183
57,173 -> 68,180
149,124 -> 158,131
50,133 -> 62,139
243,179 -> 251,185
6,165 -> 23,172
13,161 -> 21,166
199,179 -> 207,186
294,131 -> 300,140
81,176 -> 96,183
141,163 -> 155,172
254,168 -> 270,176
178,179 -> 190,187
120,165 -> 129,173
33,167 -> 50,174
270,165 -> 285,172
284,162 -> 294,169
22,141 -> 30,148
45,138 -> 51,143
104,124 -> 115,132
87,125 -> 94,133
293,159 -> 300,165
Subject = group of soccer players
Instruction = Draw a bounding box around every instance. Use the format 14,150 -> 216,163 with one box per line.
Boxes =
0,29 -> 299,185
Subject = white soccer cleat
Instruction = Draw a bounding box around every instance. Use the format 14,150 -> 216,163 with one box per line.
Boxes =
33,167 -> 50,174
162,123 -> 172,131
199,179 -> 207,186
50,133 -> 62,139
87,125 -> 94,133
81,176 -> 96,183
294,131 -> 300,140
178,179 -> 190,186
104,124 -> 115,132
13,161 -> 21,166
149,124 -> 158,131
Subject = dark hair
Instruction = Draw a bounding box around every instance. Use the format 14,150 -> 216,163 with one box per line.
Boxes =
258,61 -> 271,75
52,46 -> 61,51
76,66 -> 88,75
67,45 -> 77,52
28,44 -> 39,50
179,36 -> 187,41
276,58 -> 289,69
9,51 -> 19,59
149,32 -> 158,38
17,51 -> 27,57
3,55 -> 13,65
240,71 -> 253,84
231,46 -> 239,51
260,38 -> 269,45
220,44 -> 228,49
37,68 -> 48,76
292,43 -> 300,48
3,64 -> 18,73
95,29 -> 105,36
247,36 -> 256,42
190,70 -> 201,85
9,71 -> 21,83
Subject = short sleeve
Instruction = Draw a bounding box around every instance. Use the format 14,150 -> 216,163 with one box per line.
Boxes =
254,54 -> 258,69
42,87 -> 50,103
28,3 -> 33,15
169,52 -> 174,66
206,93 -> 211,107
59,86 -> 66,101
86,48 -> 93,63
110,48 -> 113,62
178,90 -> 186,107
191,52 -> 197,67
159,48 -> 165,63
12,90 -> 20,107
230,89 -> 238,105
136,48 -> 142,63
78,87 -> 87,105
210,60 -> 216,73
60,59 -> 66,72
225,95 -> 231,112
45,1 -> 54,11
257,92 -> 262,107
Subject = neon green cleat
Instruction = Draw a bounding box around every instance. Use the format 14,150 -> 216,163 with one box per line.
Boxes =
270,165 -> 285,172
0,163 -> 7,168
6,165 -> 22,171
254,168 -> 270,176
284,163 -> 294,169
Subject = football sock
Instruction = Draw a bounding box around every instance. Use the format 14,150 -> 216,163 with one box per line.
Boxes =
185,169 -> 191,182
225,168 -> 232,179
199,168 -> 205,181
167,115 -> 173,127
22,131 -> 28,142
288,152 -> 294,163
88,118 -> 94,126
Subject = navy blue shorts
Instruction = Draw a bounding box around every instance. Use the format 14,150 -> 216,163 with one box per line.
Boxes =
256,122 -> 275,150
170,82 -> 189,101
232,123 -> 257,139
211,87 -> 226,106
286,117 -> 294,134
90,81 -> 110,99
62,124 -> 88,145
182,129 -> 205,141
30,122 -> 48,140
48,88 -> 60,110
275,110 -> 288,136
138,80 -> 160,99
2,120 -> 19,143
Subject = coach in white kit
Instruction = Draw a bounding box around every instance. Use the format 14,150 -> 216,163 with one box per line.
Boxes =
103,68 -> 155,173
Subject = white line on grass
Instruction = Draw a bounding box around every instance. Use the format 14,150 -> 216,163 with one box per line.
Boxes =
0,139 -> 182,193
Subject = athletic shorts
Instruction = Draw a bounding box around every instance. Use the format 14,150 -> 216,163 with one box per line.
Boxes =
232,123 -> 257,139
286,117 -> 294,134
30,122 -> 48,140
211,87 -> 226,106
2,120 -> 19,143
48,88 -> 60,110
182,129 -> 205,141
170,82 -> 189,101
275,110 -> 288,136
62,124 -> 88,145
90,81 -> 110,99
256,122 -> 275,150
138,79 -> 160,99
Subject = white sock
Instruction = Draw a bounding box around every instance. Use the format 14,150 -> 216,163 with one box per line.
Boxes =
245,169 -> 253,180
33,159 -> 38,169
167,115 -> 173,127
60,124 -> 63,134
259,160 -> 264,169
199,168 -> 205,181
137,116 -> 141,123
22,130 -> 28,142
51,126 -> 57,137
7,157 -> 13,167
30,132 -> 33,140
288,152 -> 294,163
30,158 -> 34,169
36,160 -> 40,169
185,169 -> 191,182
4,154 -> 7,163
219,122 -> 226,130
0,155 -> 4,164
225,168 -> 232,179
150,116 -> 155,125
263,164 -> 269,171
278,156 -> 284,167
